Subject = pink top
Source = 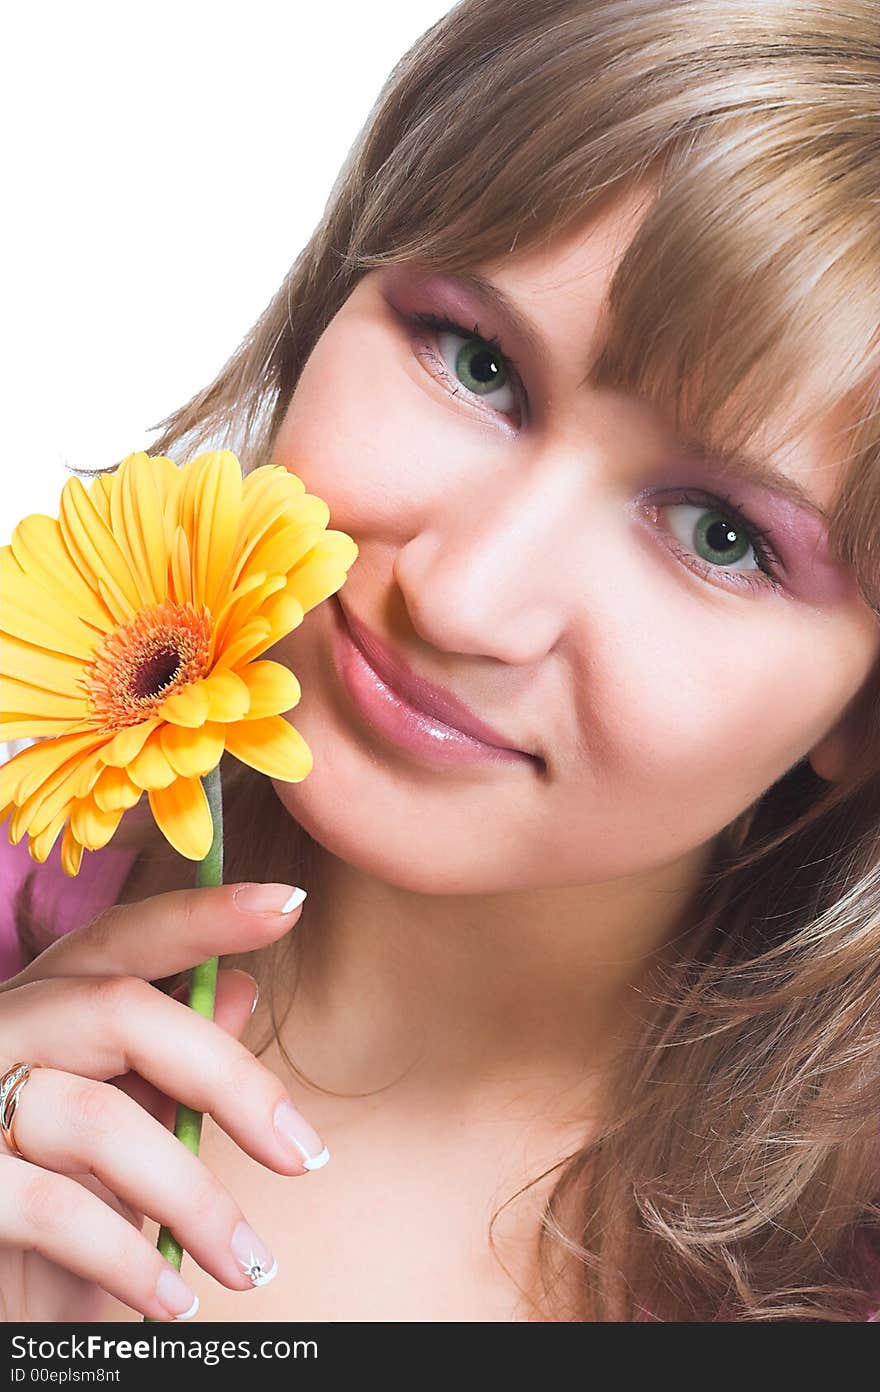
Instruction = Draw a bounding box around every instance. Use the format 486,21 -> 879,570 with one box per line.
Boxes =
0,832 -> 137,982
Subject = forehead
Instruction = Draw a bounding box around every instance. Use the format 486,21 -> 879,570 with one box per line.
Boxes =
477,181 -> 853,518
478,181 -> 657,350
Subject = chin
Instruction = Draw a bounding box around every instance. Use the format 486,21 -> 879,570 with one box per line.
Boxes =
268,772 -> 537,898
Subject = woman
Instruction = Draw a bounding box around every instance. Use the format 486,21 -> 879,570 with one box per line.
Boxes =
2,0 -> 880,1321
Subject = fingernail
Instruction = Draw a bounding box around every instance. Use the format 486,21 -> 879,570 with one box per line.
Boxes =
234,970 -> 260,1016
231,1220 -> 278,1287
274,1098 -> 330,1170
156,1266 -> 199,1319
233,884 -> 307,914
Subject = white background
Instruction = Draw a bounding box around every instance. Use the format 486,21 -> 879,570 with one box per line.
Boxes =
1,0 -> 455,546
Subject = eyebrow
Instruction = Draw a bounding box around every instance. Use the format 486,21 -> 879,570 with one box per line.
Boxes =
691,447 -> 830,522
440,270 -> 831,524
446,269 -> 547,361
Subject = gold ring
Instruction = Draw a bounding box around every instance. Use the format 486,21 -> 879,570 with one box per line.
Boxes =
0,1062 -> 40,1158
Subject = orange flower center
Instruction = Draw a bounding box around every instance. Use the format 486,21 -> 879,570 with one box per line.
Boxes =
81,598 -> 212,730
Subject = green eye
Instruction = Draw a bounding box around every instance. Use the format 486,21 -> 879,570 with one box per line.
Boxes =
653,487 -> 782,594
449,335 -> 509,396
435,329 -> 518,414
689,508 -> 752,566
411,310 -> 521,418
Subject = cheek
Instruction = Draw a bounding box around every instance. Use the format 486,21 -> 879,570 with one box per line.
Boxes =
271,316 -> 439,536
555,604 -> 862,845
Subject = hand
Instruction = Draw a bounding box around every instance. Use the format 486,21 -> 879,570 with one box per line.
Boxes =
0,881 -> 322,1321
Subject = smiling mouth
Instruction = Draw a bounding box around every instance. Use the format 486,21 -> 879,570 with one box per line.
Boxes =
331,595 -> 545,772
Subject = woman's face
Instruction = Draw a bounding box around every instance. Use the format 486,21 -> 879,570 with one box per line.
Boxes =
266,186 -> 880,895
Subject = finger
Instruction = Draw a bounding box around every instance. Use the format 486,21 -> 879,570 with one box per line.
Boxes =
73,972 -> 258,1231
162,968 -> 259,1043
2,883 -> 307,991
0,975 -> 327,1175
107,969 -> 260,1126
110,1073 -> 177,1136
8,1067 -> 279,1296
91,968 -> 261,1230
71,1172 -> 146,1230
201,968 -> 261,1038
0,1154 -> 202,1321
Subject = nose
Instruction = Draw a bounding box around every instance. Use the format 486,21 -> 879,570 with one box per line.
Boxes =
392,464 -> 577,665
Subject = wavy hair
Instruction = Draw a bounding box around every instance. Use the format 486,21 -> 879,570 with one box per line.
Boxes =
12,0 -> 880,1319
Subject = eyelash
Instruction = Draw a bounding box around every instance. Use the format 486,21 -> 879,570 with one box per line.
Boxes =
409,312 -> 783,595
647,488 -> 784,594
410,310 -> 525,416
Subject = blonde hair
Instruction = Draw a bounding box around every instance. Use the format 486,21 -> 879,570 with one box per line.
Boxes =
17,0 -> 880,1319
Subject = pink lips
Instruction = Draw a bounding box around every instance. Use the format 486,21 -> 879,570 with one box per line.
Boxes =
331,595 -> 536,768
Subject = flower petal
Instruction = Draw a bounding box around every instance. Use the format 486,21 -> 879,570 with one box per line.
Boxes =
247,498 -> 330,579
73,754 -> 106,801
8,802 -> 33,844
70,797 -> 125,851
230,468 -> 306,589
189,451 -> 242,615
11,743 -> 95,840
115,452 -> 168,606
127,731 -> 179,789
158,682 -> 209,728
209,592 -> 304,673
0,635 -> 86,697
213,618 -> 272,672
153,458 -> 186,556
224,714 -> 313,782
58,475 -> 141,614
211,567 -> 271,638
213,574 -> 286,657
99,719 -> 161,767
202,668 -> 251,722
60,823 -> 84,877
158,720 -> 225,778
286,531 -> 359,614
237,660 -> 301,719
11,514 -> 115,634
0,717 -> 94,741
0,729 -> 108,805
86,469 -> 116,526
1,546 -> 99,660
170,526 -> 194,607
148,775 -> 213,860
256,590 -> 305,644
0,675 -> 89,720
91,764 -> 144,813
95,571 -> 138,627
29,805 -> 70,863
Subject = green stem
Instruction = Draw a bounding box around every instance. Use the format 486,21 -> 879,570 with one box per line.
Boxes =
144,761 -> 223,1322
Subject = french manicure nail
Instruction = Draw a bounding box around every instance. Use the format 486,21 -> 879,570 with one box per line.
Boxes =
156,1266 -> 199,1319
233,884 -> 307,914
274,1099 -> 330,1170
231,1220 -> 278,1287
232,971 -> 260,1015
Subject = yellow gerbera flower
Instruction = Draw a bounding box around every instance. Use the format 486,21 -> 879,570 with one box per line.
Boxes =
0,449 -> 358,876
